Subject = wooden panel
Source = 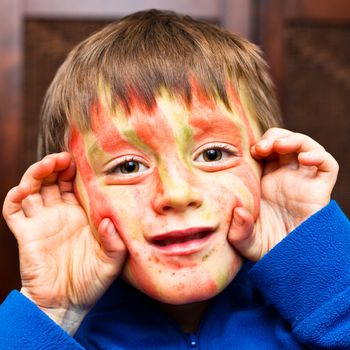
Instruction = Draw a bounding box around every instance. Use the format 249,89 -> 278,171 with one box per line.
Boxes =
257,0 -> 285,103
284,24 -> 350,214
222,0 -> 253,39
286,0 -> 350,22
257,0 -> 350,215
24,19 -> 113,165
0,0 -> 23,301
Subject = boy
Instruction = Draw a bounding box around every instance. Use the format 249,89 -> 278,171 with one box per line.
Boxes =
1,9 -> 349,349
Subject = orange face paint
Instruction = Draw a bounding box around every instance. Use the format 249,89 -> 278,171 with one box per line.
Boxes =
70,84 -> 262,305
226,82 -> 256,147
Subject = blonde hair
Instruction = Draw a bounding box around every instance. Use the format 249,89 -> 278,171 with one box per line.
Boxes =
38,9 -> 281,157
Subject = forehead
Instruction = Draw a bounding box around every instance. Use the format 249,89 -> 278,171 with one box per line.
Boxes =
84,85 -> 260,156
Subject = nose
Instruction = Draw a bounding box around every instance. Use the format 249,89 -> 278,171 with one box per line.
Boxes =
152,169 -> 203,214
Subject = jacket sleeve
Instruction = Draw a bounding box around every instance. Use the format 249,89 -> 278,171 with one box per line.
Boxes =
249,200 -> 350,348
0,290 -> 84,349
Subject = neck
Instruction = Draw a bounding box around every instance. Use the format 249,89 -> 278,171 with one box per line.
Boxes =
158,300 -> 209,333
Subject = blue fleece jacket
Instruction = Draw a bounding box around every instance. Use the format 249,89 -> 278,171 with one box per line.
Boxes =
0,201 -> 349,349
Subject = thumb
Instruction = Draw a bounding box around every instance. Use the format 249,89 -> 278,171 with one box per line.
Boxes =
228,206 -> 261,262
98,218 -> 127,263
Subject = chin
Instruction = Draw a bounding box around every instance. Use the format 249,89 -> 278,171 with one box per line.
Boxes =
122,258 -> 242,305
156,285 -> 222,305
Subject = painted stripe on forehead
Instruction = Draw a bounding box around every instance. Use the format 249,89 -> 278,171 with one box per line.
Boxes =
90,101 -> 148,154
226,83 -> 256,147
188,89 -> 243,148
126,92 -> 195,180
127,94 -> 192,157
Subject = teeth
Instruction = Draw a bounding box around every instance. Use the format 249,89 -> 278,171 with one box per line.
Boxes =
156,231 -> 209,247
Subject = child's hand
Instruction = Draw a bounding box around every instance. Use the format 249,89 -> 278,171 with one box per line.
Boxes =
2,153 -> 127,334
228,128 -> 339,261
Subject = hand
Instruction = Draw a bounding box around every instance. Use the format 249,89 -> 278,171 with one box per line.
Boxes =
2,152 -> 127,334
228,128 -> 339,261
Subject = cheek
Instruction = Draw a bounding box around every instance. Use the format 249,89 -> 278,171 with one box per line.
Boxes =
75,174 -> 116,231
71,128 -> 113,230
73,158 -> 128,236
233,161 -> 261,216
206,162 -> 261,218
103,188 -> 148,239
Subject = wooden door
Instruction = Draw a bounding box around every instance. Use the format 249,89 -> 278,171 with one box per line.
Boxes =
258,0 -> 350,215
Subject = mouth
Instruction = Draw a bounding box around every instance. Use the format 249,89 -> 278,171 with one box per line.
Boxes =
149,227 -> 215,256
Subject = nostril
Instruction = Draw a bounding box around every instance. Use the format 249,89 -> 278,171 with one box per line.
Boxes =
163,206 -> 172,211
189,201 -> 198,208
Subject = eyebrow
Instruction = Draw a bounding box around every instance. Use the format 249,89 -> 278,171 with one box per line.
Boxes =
87,135 -> 141,157
190,112 -> 243,144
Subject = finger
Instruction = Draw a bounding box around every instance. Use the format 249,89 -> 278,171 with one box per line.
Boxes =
251,128 -> 293,160
228,207 -> 260,261
278,153 -> 299,168
298,149 -> 339,175
272,133 -> 325,155
58,158 -> 76,194
21,193 -> 44,216
97,218 -> 127,262
2,183 -> 31,219
41,185 -> 62,206
20,153 -> 71,193
42,152 -> 72,185
42,155 -> 75,205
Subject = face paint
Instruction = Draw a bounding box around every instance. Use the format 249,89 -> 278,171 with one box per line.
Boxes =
70,84 -> 262,305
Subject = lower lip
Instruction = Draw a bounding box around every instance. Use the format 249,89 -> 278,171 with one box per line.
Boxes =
152,232 -> 215,256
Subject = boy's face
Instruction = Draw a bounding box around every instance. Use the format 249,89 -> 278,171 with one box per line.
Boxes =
71,85 -> 262,304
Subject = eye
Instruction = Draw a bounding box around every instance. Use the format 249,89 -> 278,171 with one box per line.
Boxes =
119,161 -> 141,174
107,157 -> 149,175
193,143 -> 240,171
194,144 -> 237,163
202,149 -> 223,162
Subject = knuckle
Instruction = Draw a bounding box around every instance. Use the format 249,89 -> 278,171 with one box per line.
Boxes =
266,127 -> 292,140
294,132 -> 311,143
322,151 -> 339,172
27,163 -> 38,173
330,155 -> 339,170
265,127 -> 282,137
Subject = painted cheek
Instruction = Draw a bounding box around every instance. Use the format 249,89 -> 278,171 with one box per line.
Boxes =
70,128 -> 118,230
126,259 -> 162,298
233,161 -> 261,217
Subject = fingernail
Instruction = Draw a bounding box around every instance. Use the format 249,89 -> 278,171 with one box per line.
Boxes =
302,151 -> 311,157
278,137 -> 288,144
107,222 -> 117,236
257,140 -> 268,148
234,211 -> 245,226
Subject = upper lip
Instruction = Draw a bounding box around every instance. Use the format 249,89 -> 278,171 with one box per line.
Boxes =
148,227 -> 216,245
